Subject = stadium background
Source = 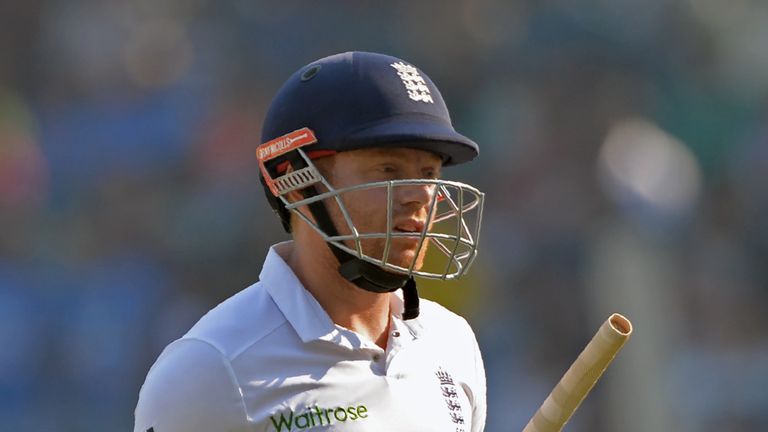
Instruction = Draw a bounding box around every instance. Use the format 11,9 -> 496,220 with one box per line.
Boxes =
1,1 -> 767,430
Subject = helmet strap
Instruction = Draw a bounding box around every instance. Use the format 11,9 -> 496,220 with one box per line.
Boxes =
287,153 -> 420,320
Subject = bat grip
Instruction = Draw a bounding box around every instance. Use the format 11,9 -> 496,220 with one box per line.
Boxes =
522,313 -> 632,432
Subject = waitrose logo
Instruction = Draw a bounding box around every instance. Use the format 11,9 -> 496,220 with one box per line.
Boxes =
270,404 -> 369,431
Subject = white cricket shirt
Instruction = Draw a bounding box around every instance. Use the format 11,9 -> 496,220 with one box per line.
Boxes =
134,242 -> 486,432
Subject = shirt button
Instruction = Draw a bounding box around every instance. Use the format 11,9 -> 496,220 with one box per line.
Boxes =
392,330 -> 401,337
372,354 -> 381,362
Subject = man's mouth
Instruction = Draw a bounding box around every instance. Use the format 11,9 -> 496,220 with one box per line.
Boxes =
394,220 -> 425,234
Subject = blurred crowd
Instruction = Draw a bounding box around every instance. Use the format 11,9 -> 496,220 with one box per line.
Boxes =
1,1 -> 767,431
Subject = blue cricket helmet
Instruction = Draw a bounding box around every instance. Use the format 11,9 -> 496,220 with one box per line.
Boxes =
259,51 -> 479,233
260,51 -> 479,168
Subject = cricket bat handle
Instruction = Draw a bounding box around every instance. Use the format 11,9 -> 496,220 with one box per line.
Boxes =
523,313 -> 633,432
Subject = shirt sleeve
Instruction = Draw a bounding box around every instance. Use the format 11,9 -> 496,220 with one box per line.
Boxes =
469,325 -> 487,432
134,338 -> 252,432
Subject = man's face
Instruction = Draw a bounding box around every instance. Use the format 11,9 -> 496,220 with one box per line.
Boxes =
316,147 -> 443,272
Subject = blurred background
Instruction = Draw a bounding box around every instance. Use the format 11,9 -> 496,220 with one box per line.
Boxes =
2,0 -> 767,430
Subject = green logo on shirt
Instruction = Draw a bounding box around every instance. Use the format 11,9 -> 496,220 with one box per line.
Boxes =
269,404 -> 369,431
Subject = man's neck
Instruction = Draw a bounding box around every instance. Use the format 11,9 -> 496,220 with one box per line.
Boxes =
282,238 -> 391,350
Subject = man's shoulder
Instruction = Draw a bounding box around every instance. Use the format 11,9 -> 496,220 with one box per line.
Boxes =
415,297 -> 476,336
182,281 -> 289,360
135,283 -> 288,431
134,337 -> 252,432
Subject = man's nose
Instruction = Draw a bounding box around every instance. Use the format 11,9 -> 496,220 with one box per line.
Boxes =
396,182 -> 438,208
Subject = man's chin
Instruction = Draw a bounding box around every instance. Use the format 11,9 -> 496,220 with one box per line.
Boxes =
380,250 -> 424,273
358,241 -> 427,273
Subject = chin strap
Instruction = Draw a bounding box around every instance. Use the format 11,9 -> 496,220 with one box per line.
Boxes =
288,155 -> 420,320
400,277 -> 420,320
337,260 -> 419,320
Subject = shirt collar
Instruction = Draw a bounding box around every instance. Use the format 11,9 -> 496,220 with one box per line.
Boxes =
389,288 -> 424,339
261,242 -> 338,344
260,241 -> 424,346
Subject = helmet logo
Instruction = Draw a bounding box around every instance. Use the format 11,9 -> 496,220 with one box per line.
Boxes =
390,62 -> 434,104
256,128 -> 317,162
256,127 -> 318,196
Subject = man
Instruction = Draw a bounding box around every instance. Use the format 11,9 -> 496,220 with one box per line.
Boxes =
134,51 -> 487,432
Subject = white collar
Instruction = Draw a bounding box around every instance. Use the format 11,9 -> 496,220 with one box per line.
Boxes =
260,242 -> 423,347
